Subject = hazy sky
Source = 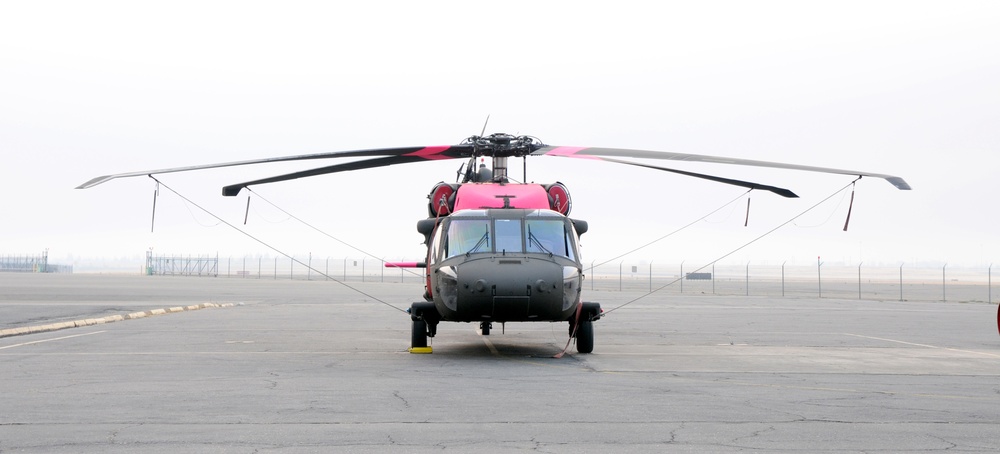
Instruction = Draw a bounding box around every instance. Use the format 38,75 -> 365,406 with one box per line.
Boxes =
1,1 -> 998,269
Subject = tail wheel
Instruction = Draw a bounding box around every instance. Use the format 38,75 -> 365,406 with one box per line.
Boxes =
575,320 -> 594,353
411,319 -> 428,348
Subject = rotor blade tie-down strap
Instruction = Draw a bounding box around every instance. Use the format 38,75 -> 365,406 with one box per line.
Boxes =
843,180 -> 857,231
744,195 -> 751,227
148,176 -> 406,313
553,301 -> 585,359
150,176 -> 159,233
603,176 -> 865,316
244,194 -> 251,225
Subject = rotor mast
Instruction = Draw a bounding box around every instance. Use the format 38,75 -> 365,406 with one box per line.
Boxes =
492,156 -> 508,182
463,133 -> 542,183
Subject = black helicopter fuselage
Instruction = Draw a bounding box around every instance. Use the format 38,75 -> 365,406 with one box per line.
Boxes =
406,182 -> 601,352
426,208 -> 584,323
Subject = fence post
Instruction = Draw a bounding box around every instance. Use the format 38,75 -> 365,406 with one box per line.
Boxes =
781,261 -> 786,297
712,264 -> 716,294
648,260 -> 653,292
745,261 -> 750,296
899,263 -> 903,301
817,256 -> 823,298
858,261 -> 863,300
942,263 -> 947,302
619,261 -> 624,291
679,261 -> 683,294
308,252 -> 312,281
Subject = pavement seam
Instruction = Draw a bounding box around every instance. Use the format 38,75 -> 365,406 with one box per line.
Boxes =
0,303 -> 236,339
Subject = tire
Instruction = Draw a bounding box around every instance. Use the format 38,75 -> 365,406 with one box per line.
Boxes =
576,320 -> 594,353
411,319 -> 428,348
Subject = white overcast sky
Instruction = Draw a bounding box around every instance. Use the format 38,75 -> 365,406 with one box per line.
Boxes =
1,1 -> 998,269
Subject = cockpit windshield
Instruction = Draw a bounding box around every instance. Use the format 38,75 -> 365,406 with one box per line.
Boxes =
441,213 -> 578,261
526,219 -> 574,259
445,219 -> 491,258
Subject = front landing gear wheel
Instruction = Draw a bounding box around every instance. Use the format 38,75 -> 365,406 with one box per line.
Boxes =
411,319 -> 428,349
575,320 -> 594,353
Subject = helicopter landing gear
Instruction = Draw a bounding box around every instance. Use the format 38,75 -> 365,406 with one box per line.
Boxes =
411,319 -> 428,348
569,302 -> 602,354
479,321 -> 492,335
408,302 -> 439,353
575,320 -> 594,353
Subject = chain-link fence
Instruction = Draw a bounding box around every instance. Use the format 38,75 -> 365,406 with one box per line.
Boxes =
158,254 -> 996,304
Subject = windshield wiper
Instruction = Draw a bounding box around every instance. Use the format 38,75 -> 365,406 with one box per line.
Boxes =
468,229 -> 490,255
528,227 -> 553,256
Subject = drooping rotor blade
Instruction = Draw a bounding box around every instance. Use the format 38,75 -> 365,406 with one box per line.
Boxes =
221,154 -> 464,196
76,145 -> 472,189
533,146 -> 911,190
597,156 -> 799,198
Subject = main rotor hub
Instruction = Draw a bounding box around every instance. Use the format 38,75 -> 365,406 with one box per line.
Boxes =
462,133 -> 543,158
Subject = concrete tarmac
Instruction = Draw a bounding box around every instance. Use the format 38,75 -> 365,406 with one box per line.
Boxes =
2,273 -> 999,452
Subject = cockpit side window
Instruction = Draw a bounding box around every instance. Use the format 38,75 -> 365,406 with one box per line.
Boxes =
445,219 -> 491,258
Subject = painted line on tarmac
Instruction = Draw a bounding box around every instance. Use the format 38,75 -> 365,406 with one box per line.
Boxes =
0,330 -> 107,350
482,337 -> 500,356
0,303 -> 237,340
843,333 -> 1000,358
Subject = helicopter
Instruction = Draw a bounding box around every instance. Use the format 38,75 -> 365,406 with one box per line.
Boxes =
78,133 -> 911,354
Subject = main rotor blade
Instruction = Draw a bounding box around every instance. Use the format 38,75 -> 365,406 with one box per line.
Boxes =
76,145 -> 471,189
533,146 -> 911,190
597,157 -> 799,198
221,154 -> 463,196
